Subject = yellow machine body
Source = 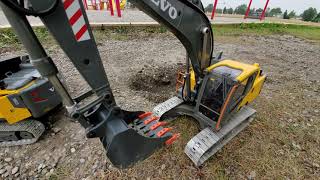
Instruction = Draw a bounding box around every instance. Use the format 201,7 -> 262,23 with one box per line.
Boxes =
0,82 -> 34,124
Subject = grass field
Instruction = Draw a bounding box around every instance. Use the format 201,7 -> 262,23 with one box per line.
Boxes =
213,23 -> 320,42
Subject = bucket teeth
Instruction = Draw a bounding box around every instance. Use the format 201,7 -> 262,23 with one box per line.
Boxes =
165,133 -> 180,145
150,121 -> 167,130
138,112 -> 153,119
157,127 -> 172,137
132,112 -> 178,145
144,116 -> 159,125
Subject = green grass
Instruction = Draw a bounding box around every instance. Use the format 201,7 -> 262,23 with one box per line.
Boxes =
0,23 -> 319,51
93,26 -> 168,41
213,23 -> 320,41
0,27 -> 54,50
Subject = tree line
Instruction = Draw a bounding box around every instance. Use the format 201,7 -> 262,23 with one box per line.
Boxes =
205,4 -> 320,22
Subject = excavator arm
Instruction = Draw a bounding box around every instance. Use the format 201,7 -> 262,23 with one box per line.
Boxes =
0,0 -> 213,168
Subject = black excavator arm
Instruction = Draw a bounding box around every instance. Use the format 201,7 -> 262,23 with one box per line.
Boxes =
0,0 -> 213,168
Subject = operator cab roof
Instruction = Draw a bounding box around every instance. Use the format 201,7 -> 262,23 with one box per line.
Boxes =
208,60 -> 260,82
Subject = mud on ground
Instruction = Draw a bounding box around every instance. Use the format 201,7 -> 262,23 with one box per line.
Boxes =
0,30 -> 319,179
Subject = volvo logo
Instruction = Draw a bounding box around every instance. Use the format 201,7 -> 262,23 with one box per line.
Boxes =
151,0 -> 178,19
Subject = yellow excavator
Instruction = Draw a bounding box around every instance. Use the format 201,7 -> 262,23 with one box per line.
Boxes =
0,0 -> 265,168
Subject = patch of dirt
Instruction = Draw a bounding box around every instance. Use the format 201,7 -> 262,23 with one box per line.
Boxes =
129,64 -> 184,103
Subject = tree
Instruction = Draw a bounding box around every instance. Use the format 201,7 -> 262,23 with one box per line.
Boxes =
269,7 -> 282,16
127,0 -> 137,9
205,4 -> 213,13
288,11 -> 296,18
223,7 -> 227,14
216,8 -> 223,14
283,10 -> 290,19
249,8 -> 256,15
227,8 -> 234,14
312,13 -> 320,22
234,4 -> 247,15
256,8 -> 264,13
301,7 -> 317,21
264,7 -> 271,17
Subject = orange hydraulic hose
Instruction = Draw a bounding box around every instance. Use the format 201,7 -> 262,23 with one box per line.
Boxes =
215,84 -> 239,130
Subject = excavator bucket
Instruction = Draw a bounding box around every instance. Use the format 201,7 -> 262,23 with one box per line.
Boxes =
104,112 -> 179,168
83,104 -> 179,168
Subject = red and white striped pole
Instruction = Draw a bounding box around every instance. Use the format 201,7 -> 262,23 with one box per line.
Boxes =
211,0 -> 218,19
244,0 -> 253,19
109,0 -> 114,16
115,0 -> 122,17
83,0 -> 88,10
260,0 -> 270,20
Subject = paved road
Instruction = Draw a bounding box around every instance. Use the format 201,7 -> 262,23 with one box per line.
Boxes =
0,10 -> 259,28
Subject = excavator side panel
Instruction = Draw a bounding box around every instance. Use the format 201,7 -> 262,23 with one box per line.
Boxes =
239,72 -> 266,109
0,95 -> 31,124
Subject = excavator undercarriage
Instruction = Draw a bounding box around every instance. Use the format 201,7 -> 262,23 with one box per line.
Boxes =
0,0 -> 265,168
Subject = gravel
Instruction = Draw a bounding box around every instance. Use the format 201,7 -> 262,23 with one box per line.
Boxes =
0,169 -> 6,175
4,157 -> 13,162
11,167 -> 19,175
52,127 -> 62,134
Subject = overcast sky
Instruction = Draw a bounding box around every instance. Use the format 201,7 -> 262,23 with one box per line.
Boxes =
201,0 -> 320,14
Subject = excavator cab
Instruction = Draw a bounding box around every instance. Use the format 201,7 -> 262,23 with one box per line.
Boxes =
197,60 -> 266,129
177,60 -> 266,130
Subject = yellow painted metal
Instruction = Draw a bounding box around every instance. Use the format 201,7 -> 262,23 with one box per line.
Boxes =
238,70 -> 266,109
0,81 -> 35,124
0,81 -> 35,96
109,0 -> 127,10
206,60 -> 259,82
90,0 -> 127,10
0,96 -> 31,124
